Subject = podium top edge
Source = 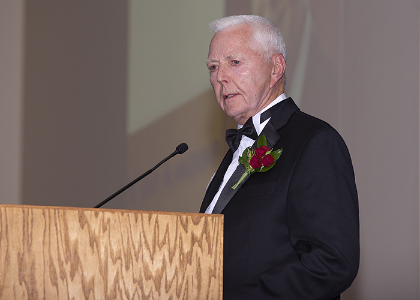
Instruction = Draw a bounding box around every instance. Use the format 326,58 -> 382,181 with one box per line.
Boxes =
0,204 -> 223,218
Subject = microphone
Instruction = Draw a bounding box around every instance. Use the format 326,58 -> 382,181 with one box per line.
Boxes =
94,143 -> 188,208
176,142 -> 188,154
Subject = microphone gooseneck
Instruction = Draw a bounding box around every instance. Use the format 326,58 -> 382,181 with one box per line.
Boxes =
94,143 -> 189,208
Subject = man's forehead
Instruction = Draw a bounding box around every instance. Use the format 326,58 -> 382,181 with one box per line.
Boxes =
208,26 -> 253,60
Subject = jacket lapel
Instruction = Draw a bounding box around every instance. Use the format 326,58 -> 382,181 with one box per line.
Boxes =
261,121 -> 281,149
212,162 -> 246,214
199,150 -> 233,213
268,97 -> 300,131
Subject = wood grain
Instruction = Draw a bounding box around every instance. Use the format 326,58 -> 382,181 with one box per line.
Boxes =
0,205 -> 223,300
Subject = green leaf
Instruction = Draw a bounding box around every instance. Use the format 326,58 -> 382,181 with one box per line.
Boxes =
257,135 -> 268,148
260,161 -> 276,172
238,147 -> 251,166
271,148 -> 283,160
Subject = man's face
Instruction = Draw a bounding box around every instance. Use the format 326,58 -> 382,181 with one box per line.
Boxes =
207,25 -> 279,125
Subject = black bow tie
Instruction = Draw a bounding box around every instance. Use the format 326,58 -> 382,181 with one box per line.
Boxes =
225,117 -> 258,152
224,109 -> 273,152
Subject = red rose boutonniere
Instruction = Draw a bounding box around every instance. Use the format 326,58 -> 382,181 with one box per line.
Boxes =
232,135 -> 283,189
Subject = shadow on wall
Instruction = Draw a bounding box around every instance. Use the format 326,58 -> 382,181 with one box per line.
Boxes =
123,89 -> 236,213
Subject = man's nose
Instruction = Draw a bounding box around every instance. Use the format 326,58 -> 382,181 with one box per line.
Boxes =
216,64 -> 229,84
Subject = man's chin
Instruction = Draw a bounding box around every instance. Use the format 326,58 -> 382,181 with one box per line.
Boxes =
227,112 -> 248,125
221,104 -> 250,124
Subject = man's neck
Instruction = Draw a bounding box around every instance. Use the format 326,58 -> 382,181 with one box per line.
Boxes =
238,93 -> 287,134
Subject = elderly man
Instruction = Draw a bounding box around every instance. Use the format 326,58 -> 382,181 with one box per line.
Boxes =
200,15 -> 359,299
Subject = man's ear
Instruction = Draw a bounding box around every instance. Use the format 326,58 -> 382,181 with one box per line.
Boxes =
270,54 -> 286,88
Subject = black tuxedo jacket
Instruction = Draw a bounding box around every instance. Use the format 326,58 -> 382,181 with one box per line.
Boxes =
200,98 -> 359,300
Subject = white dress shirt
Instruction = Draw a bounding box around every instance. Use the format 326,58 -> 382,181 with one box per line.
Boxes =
205,93 -> 287,213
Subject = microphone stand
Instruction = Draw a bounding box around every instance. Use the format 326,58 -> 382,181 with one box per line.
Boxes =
94,143 -> 188,208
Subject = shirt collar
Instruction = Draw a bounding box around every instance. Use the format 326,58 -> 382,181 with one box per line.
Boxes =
237,93 -> 287,135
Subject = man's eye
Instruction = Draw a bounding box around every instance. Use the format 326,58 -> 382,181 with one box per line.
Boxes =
232,60 -> 240,65
208,65 -> 218,72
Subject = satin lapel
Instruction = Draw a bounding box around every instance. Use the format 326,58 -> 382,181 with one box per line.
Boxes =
199,150 -> 233,213
261,121 -> 281,149
268,98 -> 300,132
212,162 -> 247,214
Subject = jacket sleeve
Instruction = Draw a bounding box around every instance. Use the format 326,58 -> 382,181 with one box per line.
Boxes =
224,127 -> 360,300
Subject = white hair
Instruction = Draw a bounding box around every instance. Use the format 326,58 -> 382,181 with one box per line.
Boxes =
209,15 -> 287,62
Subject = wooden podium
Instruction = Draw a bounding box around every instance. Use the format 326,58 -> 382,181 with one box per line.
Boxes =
0,205 -> 223,300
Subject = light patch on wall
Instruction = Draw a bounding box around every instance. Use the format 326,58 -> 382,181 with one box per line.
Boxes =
128,0 -> 224,134
249,0 -> 313,106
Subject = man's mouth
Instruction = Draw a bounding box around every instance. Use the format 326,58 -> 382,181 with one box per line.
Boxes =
224,93 -> 238,100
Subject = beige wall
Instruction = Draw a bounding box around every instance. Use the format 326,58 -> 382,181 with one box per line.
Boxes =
1,0 -> 129,209
124,0 -> 226,212
0,0 -> 419,299
340,2 -> 419,299
0,0 -> 25,205
127,0 -> 224,134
